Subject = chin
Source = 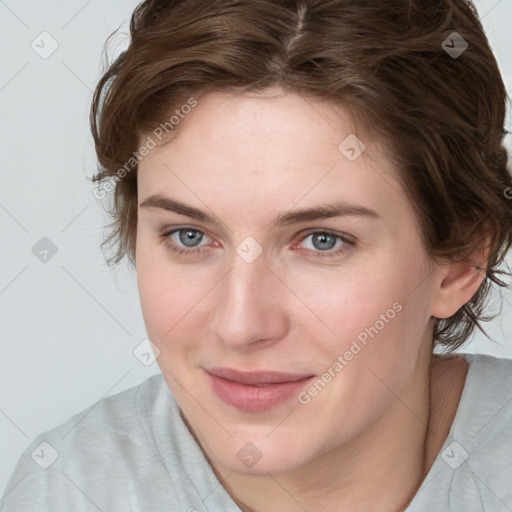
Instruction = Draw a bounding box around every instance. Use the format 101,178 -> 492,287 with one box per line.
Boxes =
201,428 -> 318,476
222,447 -> 306,476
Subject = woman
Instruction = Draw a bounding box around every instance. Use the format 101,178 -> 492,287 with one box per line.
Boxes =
3,0 -> 511,510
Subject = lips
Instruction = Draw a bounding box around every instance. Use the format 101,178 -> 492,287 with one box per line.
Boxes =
205,367 -> 315,412
206,367 -> 313,384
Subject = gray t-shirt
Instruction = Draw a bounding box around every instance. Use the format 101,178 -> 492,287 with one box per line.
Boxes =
2,353 -> 511,511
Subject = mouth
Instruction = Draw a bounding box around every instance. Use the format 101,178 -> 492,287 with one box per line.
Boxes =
204,367 -> 316,412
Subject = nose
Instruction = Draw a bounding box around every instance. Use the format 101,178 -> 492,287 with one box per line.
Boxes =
209,248 -> 289,351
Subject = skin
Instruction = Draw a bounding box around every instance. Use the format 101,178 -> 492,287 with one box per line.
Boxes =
135,87 -> 485,511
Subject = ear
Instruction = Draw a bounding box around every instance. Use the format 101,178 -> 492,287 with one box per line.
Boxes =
430,229 -> 491,319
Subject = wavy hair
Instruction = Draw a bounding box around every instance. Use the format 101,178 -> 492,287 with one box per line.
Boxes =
90,0 -> 512,351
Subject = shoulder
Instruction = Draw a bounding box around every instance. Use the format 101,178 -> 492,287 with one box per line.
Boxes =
428,352 -> 512,475
458,352 -> 512,405
433,351 -> 512,392
1,374 -> 179,511
457,352 -> 512,437
27,372 -> 167,448
408,353 -> 512,511
444,353 -> 512,508
447,352 -> 512,434
461,351 -> 512,371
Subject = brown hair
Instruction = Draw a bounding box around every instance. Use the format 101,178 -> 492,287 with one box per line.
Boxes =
90,0 -> 512,352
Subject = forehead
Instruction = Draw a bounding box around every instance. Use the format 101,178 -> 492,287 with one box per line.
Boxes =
136,89 -> 412,231
156,88 -> 362,154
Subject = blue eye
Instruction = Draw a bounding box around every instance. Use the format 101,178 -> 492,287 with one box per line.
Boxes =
160,227 -> 211,257
303,232 -> 341,251
176,228 -> 204,247
298,231 -> 354,258
159,227 -> 355,259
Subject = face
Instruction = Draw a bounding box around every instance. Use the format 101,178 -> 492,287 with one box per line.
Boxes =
136,88 -> 438,475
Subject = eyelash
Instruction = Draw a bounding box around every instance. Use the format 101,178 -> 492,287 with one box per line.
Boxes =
158,227 -> 356,259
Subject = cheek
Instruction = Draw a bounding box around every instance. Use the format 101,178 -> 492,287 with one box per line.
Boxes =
136,240 -> 183,341
295,251 -> 431,369
136,240 -> 213,353
287,260 -> 404,345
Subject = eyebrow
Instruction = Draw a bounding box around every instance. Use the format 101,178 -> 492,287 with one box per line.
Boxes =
139,194 -> 379,228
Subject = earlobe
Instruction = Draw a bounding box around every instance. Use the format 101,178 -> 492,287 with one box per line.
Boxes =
430,236 -> 490,319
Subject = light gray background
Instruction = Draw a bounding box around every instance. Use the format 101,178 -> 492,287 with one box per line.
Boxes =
1,0 -> 511,495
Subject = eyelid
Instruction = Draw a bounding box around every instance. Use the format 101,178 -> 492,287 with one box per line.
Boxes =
160,225 -> 210,238
297,228 -> 355,243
